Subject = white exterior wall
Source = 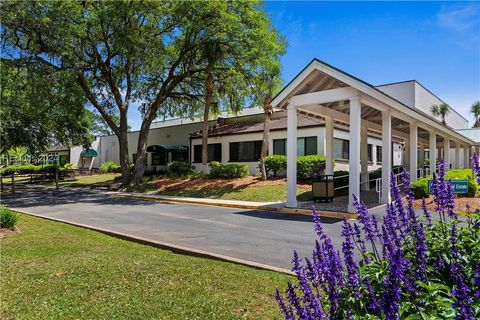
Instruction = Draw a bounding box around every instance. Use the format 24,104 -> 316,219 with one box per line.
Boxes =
190,127 -> 403,175
414,83 -> 468,129
376,81 -> 416,109
376,81 -> 468,129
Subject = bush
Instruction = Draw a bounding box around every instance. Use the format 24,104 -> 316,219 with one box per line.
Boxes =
0,206 -> 18,229
297,155 -> 326,180
63,163 -> 76,170
263,155 -> 287,177
167,161 -> 193,176
0,166 -> 17,176
333,170 -> 349,189
209,163 -> 250,179
100,161 -> 121,174
276,161 -> 480,319
411,168 -> 479,199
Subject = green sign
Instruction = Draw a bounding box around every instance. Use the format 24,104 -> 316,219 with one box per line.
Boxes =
428,180 -> 469,194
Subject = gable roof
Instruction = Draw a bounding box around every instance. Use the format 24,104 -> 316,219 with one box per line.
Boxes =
271,58 -> 475,145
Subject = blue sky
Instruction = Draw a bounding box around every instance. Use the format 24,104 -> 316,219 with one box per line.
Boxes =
130,1 -> 480,130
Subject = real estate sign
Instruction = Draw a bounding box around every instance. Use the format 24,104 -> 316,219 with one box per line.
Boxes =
428,179 -> 469,194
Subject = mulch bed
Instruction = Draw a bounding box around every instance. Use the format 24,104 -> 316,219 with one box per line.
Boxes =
412,196 -> 480,213
149,176 -> 311,193
0,227 -> 20,239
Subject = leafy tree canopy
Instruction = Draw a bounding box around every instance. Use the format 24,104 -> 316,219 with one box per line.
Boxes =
1,0 -> 285,185
0,62 -> 92,154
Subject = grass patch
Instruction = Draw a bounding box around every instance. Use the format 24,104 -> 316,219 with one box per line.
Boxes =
160,185 -> 311,202
0,214 -> 289,319
47,174 -> 120,187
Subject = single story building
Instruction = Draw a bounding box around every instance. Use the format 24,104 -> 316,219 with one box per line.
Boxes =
29,58 -> 476,212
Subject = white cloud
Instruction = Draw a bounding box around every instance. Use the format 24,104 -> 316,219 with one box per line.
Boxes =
437,3 -> 480,32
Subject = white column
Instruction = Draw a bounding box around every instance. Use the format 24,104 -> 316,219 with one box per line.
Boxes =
464,146 -> 470,168
419,144 -> 425,177
455,142 -> 460,169
360,125 -> 369,190
325,116 -> 334,175
286,104 -> 298,208
381,110 -> 392,203
348,96 -> 361,212
404,139 -> 410,169
429,131 -> 436,175
409,122 -> 418,182
444,138 -> 450,170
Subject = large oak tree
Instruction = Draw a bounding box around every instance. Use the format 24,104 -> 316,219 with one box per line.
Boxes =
2,0 -> 284,186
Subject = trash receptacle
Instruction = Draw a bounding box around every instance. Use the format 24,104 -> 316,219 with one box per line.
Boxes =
312,174 -> 334,202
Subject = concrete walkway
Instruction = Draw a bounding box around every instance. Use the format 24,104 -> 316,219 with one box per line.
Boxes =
2,185 -> 346,271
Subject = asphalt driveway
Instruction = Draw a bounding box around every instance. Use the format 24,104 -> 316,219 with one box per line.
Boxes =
1,185 -> 345,270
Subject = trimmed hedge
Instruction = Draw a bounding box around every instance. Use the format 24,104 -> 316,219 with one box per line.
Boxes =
167,161 -> 193,176
297,155 -> 326,180
0,206 -> 18,229
0,164 -> 57,176
99,161 -> 121,174
411,168 -> 478,199
260,154 -> 326,180
209,162 -> 250,179
263,155 -> 287,177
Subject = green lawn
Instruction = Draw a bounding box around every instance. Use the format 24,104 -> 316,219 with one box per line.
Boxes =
159,184 -> 312,202
48,173 -> 120,187
0,214 -> 290,319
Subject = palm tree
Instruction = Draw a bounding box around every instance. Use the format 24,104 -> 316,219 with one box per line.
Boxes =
431,103 -> 450,125
471,100 -> 480,128
257,62 -> 283,181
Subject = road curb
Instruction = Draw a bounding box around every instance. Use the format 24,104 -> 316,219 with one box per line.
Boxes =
11,208 -> 295,276
112,193 -> 357,220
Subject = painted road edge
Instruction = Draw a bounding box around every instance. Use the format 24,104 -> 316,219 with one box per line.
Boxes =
112,193 -> 358,220
11,208 -> 295,276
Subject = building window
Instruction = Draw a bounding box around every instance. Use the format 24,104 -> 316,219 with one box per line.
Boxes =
230,141 -> 262,162
367,144 -> 373,162
334,138 -> 349,160
193,144 -> 222,163
151,152 -> 165,165
273,139 -> 286,155
376,146 -> 382,163
272,137 -> 317,156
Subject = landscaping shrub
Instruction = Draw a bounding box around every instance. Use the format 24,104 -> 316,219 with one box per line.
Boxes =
276,161 -> 480,319
209,163 -> 249,179
0,166 -> 17,176
411,168 -> 479,199
263,155 -> 287,177
297,155 -> 326,180
0,206 -> 18,229
167,161 -> 193,176
333,170 -> 349,189
62,163 -> 76,170
99,161 -> 121,174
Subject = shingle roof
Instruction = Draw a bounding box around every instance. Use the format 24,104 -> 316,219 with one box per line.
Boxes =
189,114 -> 323,138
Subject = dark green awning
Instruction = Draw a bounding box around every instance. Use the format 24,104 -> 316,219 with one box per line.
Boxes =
146,145 -> 188,153
80,149 -> 98,157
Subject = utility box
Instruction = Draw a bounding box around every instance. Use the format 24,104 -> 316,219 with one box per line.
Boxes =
312,174 -> 334,202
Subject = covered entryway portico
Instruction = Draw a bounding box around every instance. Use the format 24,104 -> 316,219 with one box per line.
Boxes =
272,59 -> 475,213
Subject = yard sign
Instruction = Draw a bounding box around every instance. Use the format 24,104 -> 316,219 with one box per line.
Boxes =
428,179 -> 469,194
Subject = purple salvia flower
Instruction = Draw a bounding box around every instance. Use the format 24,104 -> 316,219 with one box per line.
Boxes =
472,152 -> 480,185
341,219 -> 361,297
421,198 -> 432,227
450,263 -> 475,320
390,172 -> 409,233
275,289 -> 295,320
414,221 -> 428,281
381,248 -> 404,320
285,281 -> 305,319
363,278 -> 381,312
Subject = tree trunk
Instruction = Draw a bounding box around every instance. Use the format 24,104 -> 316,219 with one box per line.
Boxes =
202,68 -> 214,174
118,108 -> 131,187
260,96 -> 272,181
131,107 -> 159,187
